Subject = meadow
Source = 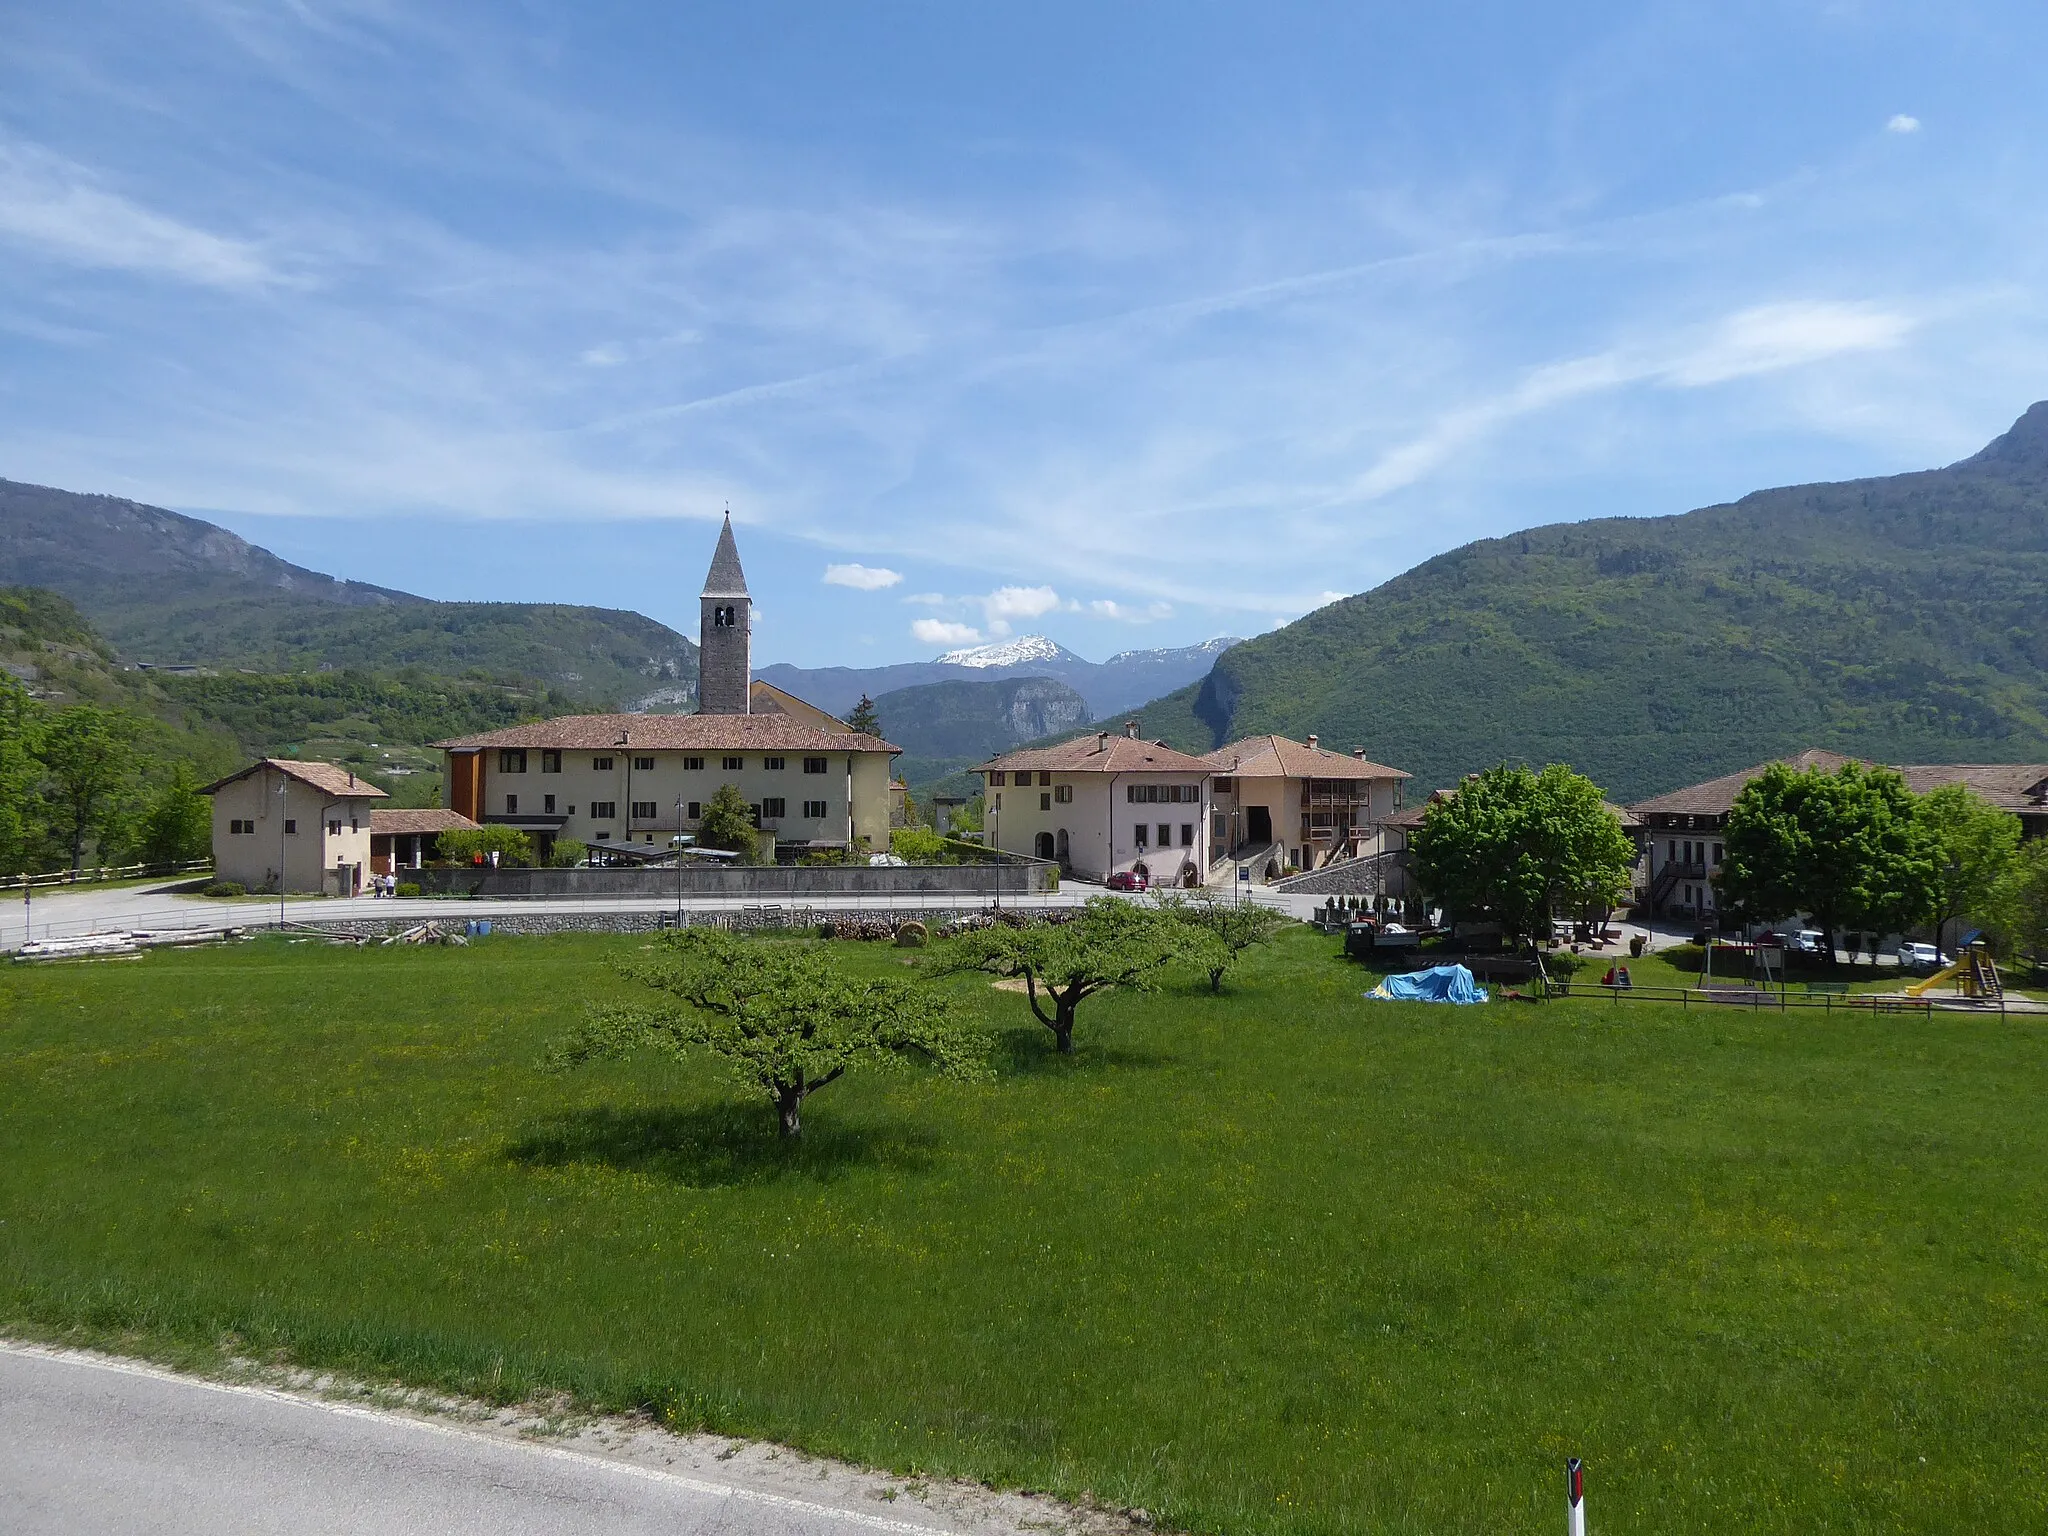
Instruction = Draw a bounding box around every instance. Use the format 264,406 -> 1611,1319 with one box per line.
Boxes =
2,928 -> 2043,1534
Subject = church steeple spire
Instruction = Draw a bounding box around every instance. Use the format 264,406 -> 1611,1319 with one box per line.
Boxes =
701,511 -> 749,598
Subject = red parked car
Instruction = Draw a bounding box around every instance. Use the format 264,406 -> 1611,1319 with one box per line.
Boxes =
1105,870 -> 1149,892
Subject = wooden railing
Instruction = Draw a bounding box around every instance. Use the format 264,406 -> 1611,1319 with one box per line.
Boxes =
0,859 -> 212,892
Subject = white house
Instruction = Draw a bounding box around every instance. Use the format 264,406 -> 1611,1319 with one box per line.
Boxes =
980,723 -> 1213,886
1203,734 -> 1410,880
203,759 -> 386,895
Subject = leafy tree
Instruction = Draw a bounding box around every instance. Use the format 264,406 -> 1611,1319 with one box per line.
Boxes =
697,782 -> 760,859
135,762 -> 213,865
436,824 -> 536,865
948,793 -> 984,835
932,897 -> 1189,1054
1156,891 -> 1289,992
1407,763 -> 1635,944
1989,840 -> 2048,973
547,837 -> 588,868
551,928 -> 986,1137
37,705 -> 137,870
1716,761 -> 1939,961
845,694 -> 882,737
1916,783 -> 2020,954
890,826 -> 950,863
0,675 -> 41,875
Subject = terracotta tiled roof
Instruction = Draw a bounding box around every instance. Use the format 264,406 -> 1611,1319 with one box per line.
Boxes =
981,732 -> 1212,776
435,714 -> 898,753
370,809 -> 478,836
201,758 -> 389,799
1895,763 -> 2048,811
1203,734 -> 1409,780
1628,749 -> 1866,817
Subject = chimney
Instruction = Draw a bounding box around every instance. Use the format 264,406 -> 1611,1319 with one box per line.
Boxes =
347,770 -> 355,787
1124,719 -> 1139,738
1306,734 -> 1318,751
1097,731 -> 1109,752
1353,746 -> 1366,760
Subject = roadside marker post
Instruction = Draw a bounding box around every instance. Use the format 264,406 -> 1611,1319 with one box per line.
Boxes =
1567,1457 -> 1585,1536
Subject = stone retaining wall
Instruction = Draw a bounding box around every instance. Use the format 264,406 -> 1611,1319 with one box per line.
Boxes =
401,861 -> 1050,899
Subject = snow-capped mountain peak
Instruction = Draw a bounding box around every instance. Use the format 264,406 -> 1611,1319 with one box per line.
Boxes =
934,634 -> 1069,668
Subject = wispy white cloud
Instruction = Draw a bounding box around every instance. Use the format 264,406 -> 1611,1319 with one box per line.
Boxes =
1887,114 -> 1922,134
0,139 -> 276,288
822,562 -> 903,590
910,617 -> 980,646
1089,598 -> 1173,622
979,584 -> 1061,636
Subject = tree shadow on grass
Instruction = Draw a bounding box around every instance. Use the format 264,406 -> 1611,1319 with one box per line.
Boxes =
986,1024 -> 1175,1078
504,1101 -> 937,1188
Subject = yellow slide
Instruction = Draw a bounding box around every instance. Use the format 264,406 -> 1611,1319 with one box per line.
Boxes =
1904,960 -> 1964,999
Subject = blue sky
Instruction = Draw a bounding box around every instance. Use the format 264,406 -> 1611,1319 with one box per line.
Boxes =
3,2 -> 2046,667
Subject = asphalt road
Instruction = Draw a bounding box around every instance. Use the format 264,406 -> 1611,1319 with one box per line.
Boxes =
0,1345 -> 1021,1536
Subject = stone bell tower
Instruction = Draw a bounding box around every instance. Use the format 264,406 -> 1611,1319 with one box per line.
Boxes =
697,513 -> 752,714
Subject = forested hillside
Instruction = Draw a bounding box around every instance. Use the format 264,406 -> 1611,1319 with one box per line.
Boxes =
1,589 -> 579,869
0,479 -> 697,706
1134,401 -> 2048,801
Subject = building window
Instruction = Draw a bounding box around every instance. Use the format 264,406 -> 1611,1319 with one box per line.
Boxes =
761,797 -> 786,819
713,603 -> 736,627
1181,824 -> 1194,846
633,756 -> 655,772
505,796 -> 517,815
803,799 -> 827,818
1040,792 -> 1051,810
350,819 -> 358,833
499,749 -> 527,773
683,756 -> 705,771
1054,783 -> 1072,804
723,756 -> 745,771
687,801 -> 701,818
1134,823 -> 1149,847
1712,842 -> 1724,864
589,801 -> 616,820
229,819 -> 250,834
328,819 -> 342,836
989,771 -> 1006,787
540,750 -> 561,773
763,756 -> 785,771
631,801 -> 658,819
592,756 -> 613,771
803,756 -> 829,774
544,795 -> 556,814
283,819 -> 297,835
1212,812 -> 1226,837
1212,776 -> 1233,793
1158,823 -> 1172,848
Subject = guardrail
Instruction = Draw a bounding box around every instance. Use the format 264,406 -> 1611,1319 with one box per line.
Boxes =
0,860 -> 211,891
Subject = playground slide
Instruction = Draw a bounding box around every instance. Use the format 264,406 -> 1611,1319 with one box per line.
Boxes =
1904,961 -> 1964,999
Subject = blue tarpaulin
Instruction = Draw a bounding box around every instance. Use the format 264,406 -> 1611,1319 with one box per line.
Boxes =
1368,964 -> 1489,1005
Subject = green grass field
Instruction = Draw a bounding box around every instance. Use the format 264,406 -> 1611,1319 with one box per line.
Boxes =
3,930 -> 2043,1534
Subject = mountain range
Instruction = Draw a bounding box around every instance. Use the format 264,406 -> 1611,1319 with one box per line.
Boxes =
1129,401 -> 2048,802
0,479 -> 698,708
866,674 -> 1095,792
757,635 -> 1239,720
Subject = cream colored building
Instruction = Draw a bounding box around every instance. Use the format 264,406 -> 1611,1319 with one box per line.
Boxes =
438,714 -> 899,859
203,759 -> 386,895
1203,734 -> 1410,881
980,724 -> 1213,886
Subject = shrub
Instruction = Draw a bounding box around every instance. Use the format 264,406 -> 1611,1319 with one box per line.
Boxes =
548,839 -> 587,869
201,879 -> 246,898
436,826 -> 535,866
395,881 -> 421,899
890,827 -> 950,864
